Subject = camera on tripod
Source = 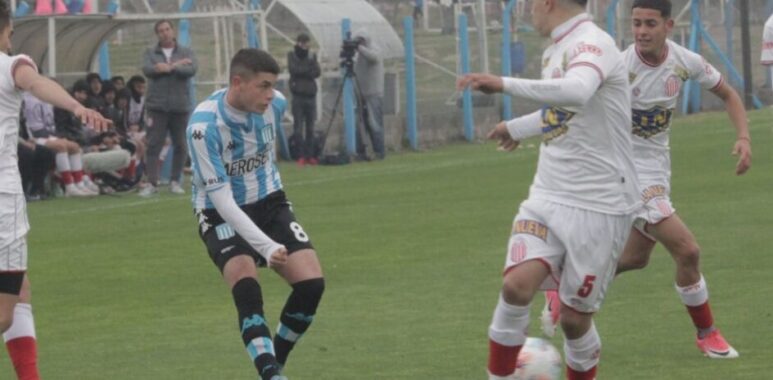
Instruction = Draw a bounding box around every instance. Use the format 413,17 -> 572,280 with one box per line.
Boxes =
340,33 -> 364,71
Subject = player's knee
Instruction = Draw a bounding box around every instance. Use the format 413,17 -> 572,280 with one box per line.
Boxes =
674,242 -> 701,269
293,277 -> 325,304
501,278 -> 536,306
559,309 -> 591,339
627,252 -> 651,270
0,313 -> 13,333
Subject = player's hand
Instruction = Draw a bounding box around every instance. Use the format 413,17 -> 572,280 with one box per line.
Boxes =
732,138 -> 751,175
173,58 -> 193,66
73,105 -> 111,133
268,246 -> 288,268
457,73 -> 504,94
488,121 -> 520,151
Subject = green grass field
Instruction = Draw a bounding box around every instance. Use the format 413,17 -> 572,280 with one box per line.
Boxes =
1,108 -> 771,379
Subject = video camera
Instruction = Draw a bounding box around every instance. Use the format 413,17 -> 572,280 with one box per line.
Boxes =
340,32 -> 364,72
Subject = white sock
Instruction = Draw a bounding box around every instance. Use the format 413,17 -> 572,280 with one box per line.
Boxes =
488,294 -> 530,347
55,152 -> 71,172
564,322 -> 601,372
69,153 -> 83,172
675,275 -> 709,307
2,303 -> 36,342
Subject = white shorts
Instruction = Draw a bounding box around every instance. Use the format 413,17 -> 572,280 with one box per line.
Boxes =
0,193 -> 29,272
504,199 -> 633,313
633,182 -> 676,241
34,136 -> 59,145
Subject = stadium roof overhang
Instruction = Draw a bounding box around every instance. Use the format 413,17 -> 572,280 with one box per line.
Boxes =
11,10 -> 262,81
268,0 -> 404,62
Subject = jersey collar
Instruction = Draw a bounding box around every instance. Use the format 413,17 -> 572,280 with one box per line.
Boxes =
635,41 -> 670,68
218,90 -> 252,132
552,13 -> 592,43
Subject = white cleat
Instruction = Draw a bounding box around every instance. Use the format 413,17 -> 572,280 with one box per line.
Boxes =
169,181 -> 185,195
540,290 -> 560,338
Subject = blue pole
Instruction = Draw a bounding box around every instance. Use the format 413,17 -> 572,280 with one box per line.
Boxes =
459,14 -> 474,142
98,0 -> 119,80
683,0 -> 701,114
501,0 -> 516,121
403,17 -> 418,150
606,0 -> 621,43
342,19 -> 356,155
246,0 -> 260,48
13,1 -> 30,17
700,24 -> 763,109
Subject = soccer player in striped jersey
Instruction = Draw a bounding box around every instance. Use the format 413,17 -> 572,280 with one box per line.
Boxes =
0,2 -> 110,378
187,49 -> 324,380
542,0 -> 750,360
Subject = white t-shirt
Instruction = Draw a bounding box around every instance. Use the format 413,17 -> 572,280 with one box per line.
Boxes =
623,40 -> 723,181
516,14 -> 640,215
0,53 -> 37,194
762,15 -> 773,65
162,47 -> 174,63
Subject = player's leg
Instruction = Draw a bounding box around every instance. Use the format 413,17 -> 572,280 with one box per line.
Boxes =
615,227 -> 658,274
263,198 -> 324,369
168,112 -> 189,192
291,96 -> 306,163
648,214 -> 738,358
489,260 -> 550,380
222,256 -> 284,380
4,275 -> 39,380
560,309 -> 600,380
142,110 -> 169,189
273,249 -> 324,368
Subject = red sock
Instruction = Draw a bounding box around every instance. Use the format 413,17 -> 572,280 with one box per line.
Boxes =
5,336 -> 39,380
60,171 -> 74,185
686,302 -> 714,330
126,159 -> 137,179
488,340 -> 521,377
567,365 -> 597,380
72,170 -> 84,183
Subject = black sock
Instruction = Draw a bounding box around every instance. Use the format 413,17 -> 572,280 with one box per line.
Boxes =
274,278 -> 325,366
232,278 -> 280,380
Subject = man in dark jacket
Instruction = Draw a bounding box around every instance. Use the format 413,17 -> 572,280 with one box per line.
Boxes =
287,33 -> 321,165
140,19 -> 197,196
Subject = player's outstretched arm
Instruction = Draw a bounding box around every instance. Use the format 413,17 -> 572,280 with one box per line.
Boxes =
711,81 -> 752,175
14,65 -> 111,132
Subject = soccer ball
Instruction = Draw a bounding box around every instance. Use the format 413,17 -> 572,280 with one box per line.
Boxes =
513,337 -> 562,380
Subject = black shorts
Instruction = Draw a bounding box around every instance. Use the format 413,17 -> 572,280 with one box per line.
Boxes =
196,191 -> 314,271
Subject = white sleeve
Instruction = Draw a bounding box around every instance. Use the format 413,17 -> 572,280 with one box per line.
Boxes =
502,65 -> 602,107
684,51 -> 723,91
208,185 -> 284,261
762,22 -> 773,65
505,110 -> 543,140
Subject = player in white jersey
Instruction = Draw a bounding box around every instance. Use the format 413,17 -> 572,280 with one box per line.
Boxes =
458,1 -> 640,378
0,2 -> 109,378
541,0 -> 750,360
762,13 -> 773,83
187,49 -> 324,380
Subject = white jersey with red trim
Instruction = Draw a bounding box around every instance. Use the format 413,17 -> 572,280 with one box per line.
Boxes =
529,14 -> 640,215
762,15 -> 773,65
0,53 -> 36,194
623,40 -> 722,180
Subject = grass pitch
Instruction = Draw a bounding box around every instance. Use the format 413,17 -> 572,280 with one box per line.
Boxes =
1,108 -> 771,379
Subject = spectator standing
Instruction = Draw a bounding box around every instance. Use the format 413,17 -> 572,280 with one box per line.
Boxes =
287,33 -> 321,165
353,30 -> 385,160
140,19 -> 197,196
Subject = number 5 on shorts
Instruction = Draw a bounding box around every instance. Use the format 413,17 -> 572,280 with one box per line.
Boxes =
577,275 -> 597,298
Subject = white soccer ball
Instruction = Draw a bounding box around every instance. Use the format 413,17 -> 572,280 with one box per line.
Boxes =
513,337 -> 562,380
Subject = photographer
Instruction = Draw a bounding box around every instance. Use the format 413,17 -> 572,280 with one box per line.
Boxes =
352,30 -> 385,160
288,33 -> 321,166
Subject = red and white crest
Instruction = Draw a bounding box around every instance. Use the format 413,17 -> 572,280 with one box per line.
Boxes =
632,87 -> 640,97
664,75 -> 681,97
551,68 -> 562,79
509,238 -> 527,264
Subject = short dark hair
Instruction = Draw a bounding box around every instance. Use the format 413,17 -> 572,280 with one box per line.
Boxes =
632,0 -> 672,18
296,33 -> 310,43
72,79 -> 89,94
154,19 -> 174,33
0,0 -> 9,36
567,0 -> 588,7
111,75 -> 125,84
229,49 -> 280,80
86,73 -> 102,85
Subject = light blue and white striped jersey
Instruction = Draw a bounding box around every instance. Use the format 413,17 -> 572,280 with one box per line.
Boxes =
187,88 -> 286,210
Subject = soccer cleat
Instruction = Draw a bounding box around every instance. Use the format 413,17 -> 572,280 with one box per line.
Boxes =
170,181 -> 185,195
65,184 -> 95,197
487,371 -> 515,380
540,290 -> 560,338
696,329 -> 739,359
296,158 -> 306,167
269,376 -> 288,380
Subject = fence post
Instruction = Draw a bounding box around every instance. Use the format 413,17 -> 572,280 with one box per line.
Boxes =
459,14 -> 474,142
403,16 -> 419,150
502,0 -> 516,121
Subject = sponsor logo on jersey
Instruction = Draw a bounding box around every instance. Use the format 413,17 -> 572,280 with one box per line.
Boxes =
665,74 -> 681,97
641,184 -> 667,203
224,147 -> 271,177
541,106 -> 574,143
551,68 -> 562,78
632,106 -> 673,138
572,42 -> 603,57
191,130 -> 204,140
226,141 -> 236,151
512,219 -> 549,241
629,72 -> 637,84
